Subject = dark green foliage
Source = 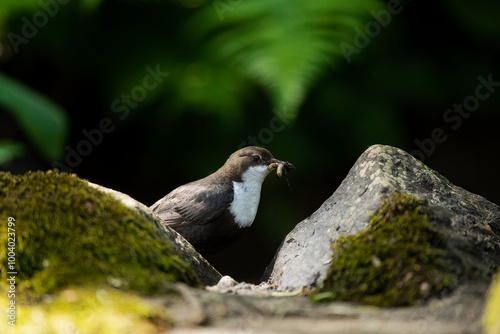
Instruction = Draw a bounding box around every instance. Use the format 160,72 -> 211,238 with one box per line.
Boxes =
313,194 -> 456,306
0,170 -> 200,298
0,72 -> 68,161
0,0 -> 382,163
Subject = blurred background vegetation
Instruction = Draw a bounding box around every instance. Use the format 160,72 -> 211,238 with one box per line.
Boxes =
1,0 -> 499,282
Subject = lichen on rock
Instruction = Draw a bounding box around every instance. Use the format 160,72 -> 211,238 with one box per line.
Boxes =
313,193 -> 457,306
0,170 -> 200,299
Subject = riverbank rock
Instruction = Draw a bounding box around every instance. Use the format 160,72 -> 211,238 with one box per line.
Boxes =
87,181 -> 221,286
262,145 -> 500,292
0,170 -> 223,333
0,170 -> 221,294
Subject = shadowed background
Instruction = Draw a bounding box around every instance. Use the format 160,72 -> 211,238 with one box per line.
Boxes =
1,0 -> 499,282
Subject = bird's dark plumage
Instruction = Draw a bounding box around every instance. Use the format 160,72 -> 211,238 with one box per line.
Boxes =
150,146 -> 285,254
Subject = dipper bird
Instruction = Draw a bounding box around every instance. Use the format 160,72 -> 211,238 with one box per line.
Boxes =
150,146 -> 291,254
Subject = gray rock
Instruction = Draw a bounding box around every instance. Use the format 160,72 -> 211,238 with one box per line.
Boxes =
262,144 -> 500,290
164,281 -> 488,334
87,181 -> 222,286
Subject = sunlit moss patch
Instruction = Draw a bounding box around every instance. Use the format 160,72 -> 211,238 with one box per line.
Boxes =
0,287 -> 171,334
483,273 -> 500,334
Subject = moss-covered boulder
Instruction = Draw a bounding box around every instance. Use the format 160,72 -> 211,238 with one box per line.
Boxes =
312,194 -> 456,306
86,180 -> 221,286
263,145 -> 500,293
0,170 -> 201,299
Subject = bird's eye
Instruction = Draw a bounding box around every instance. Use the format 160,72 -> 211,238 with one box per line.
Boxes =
252,154 -> 261,161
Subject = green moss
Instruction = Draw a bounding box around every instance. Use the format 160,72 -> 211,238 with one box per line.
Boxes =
0,287 -> 171,333
0,170 -> 200,299
312,193 -> 456,307
483,273 -> 500,334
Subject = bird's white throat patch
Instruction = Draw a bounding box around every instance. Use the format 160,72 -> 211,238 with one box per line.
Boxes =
229,165 -> 271,228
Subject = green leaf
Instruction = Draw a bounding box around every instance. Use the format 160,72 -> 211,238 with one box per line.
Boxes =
0,72 -> 69,161
0,0 -> 39,20
190,0 -> 382,119
0,140 -> 26,165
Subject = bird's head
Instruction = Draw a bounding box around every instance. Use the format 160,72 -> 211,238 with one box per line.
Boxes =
220,146 -> 290,183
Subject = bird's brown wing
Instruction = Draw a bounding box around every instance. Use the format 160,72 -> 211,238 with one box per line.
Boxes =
149,179 -> 233,228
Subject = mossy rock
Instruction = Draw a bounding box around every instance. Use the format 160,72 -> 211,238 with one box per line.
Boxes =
484,273 -> 500,334
0,287 -> 171,333
0,170 -> 200,299
312,193 -> 457,307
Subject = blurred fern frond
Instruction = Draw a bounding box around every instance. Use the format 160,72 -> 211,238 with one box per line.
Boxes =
188,0 -> 383,120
